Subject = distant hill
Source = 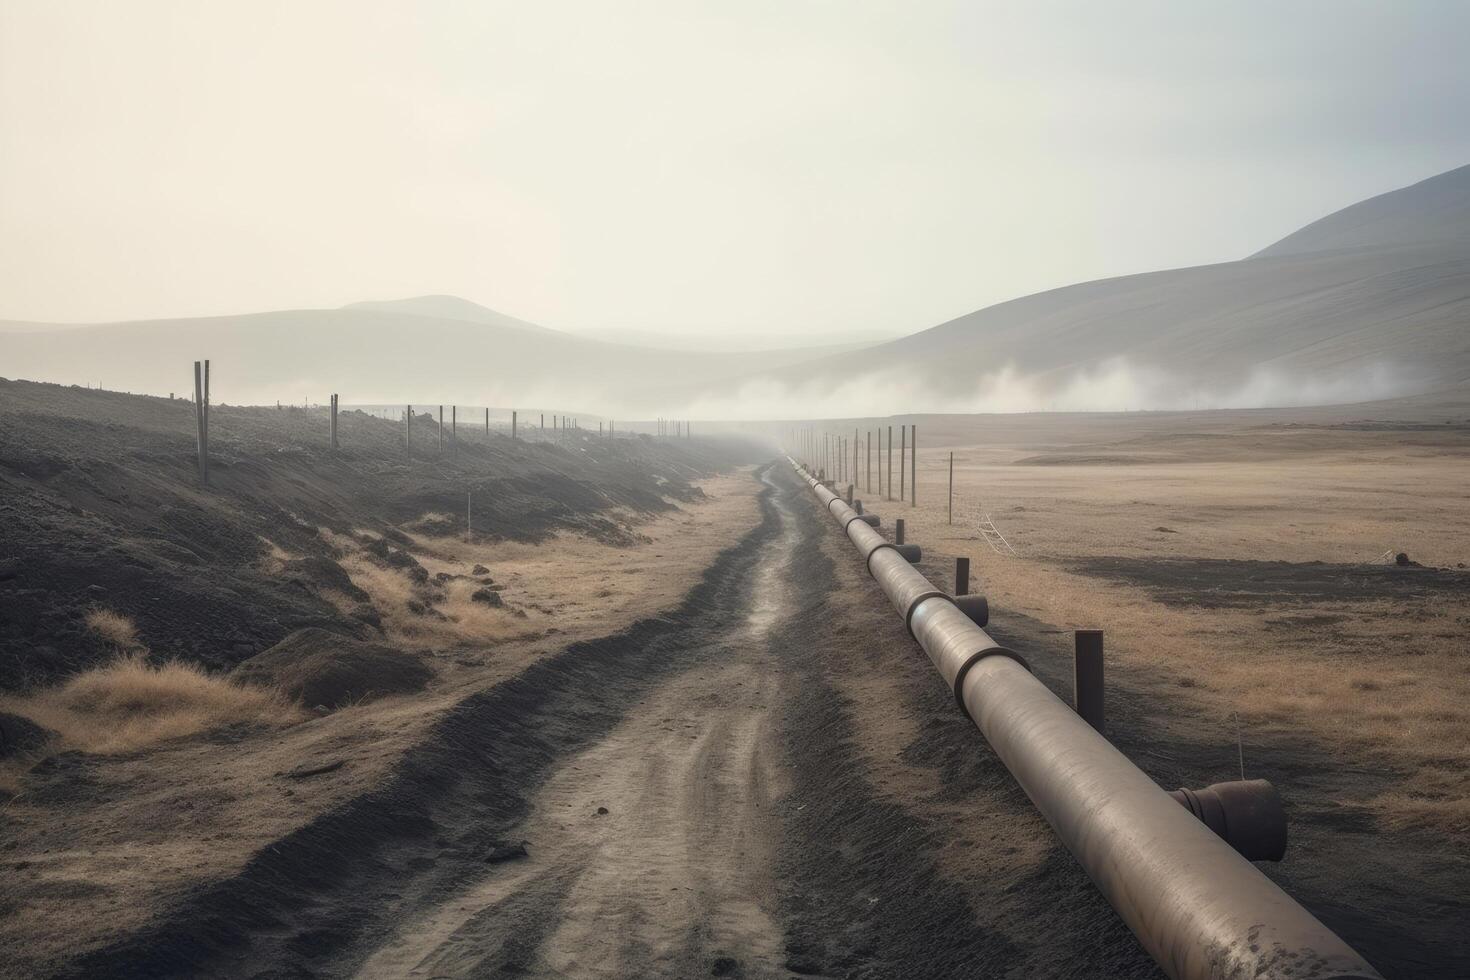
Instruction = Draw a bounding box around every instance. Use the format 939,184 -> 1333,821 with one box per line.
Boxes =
4,166 -> 1468,418
670,164 -> 1470,415
1254,164 -> 1470,258
341,295 -> 555,334
0,302 -> 853,413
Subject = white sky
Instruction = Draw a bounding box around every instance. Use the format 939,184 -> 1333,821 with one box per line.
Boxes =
2,0 -> 1468,337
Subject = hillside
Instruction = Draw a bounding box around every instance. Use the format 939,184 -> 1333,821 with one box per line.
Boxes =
1254,163 -> 1470,258
0,304 -> 856,415
5,166 -> 1469,418
674,164 -> 1470,416
341,295 -> 555,333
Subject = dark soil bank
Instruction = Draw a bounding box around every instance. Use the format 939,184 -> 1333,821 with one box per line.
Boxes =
0,379 -> 762,686
56,466 -> 788,979
1070,555 -> 1470,608
35,463 -> 1469,979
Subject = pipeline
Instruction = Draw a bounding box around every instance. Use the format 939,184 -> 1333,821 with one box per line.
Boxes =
791,460 -> 1380,980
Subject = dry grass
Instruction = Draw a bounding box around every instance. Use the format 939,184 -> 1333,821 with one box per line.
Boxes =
1,654 -> 304,755
319,474 -> 764,658
84,607 -> 141,651
333,555 -> 537,647
876,420 -> 1470,835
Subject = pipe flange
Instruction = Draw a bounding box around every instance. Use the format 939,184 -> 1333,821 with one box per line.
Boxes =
863,541 -> 903,577
842,513 -> 872,534
827,497 -> 847,515
903,591 -> 949,637
951,646 -> 1031,720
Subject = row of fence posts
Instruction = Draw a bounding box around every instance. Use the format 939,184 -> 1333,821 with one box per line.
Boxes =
788,422 -> 921,509
791,447 -> 1101,730
184,361 -> 699,486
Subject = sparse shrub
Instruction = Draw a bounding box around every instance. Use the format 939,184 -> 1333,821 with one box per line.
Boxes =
84,607 -> 141,651
0,654 -> 303,755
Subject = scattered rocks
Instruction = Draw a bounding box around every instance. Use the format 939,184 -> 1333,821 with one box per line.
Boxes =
485,840 -> 529,864
1154,526 -> 1179,534
281,556 -> 371,603
470,588 -> 504,607
1395,552 -> 1422,567
595,806 -> 609,816
471,564 -> 489,575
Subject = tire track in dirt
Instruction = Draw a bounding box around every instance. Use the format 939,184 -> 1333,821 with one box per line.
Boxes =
60,466 -> 789,979
353,468 -> 798,978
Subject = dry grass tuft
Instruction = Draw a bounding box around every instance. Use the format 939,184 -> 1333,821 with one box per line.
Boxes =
84,607 -> 141,651
2,654 -> 304,755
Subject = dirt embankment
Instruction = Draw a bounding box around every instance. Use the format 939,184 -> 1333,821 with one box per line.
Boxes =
0,379 -> 768,974
0,378 -> 760,685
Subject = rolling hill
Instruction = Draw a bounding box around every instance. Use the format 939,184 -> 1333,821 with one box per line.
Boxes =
3,165 -> 1468,419
668,164 -> 1470,417
0,301 -> 857,416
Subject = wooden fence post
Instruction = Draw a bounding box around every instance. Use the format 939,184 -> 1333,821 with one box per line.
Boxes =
899,424 -> 906,501
203,359 -> 210,483
911,423 -> 917,507
948,451 -> 954,524
406,405 -> 412,458
192,360 -> 208,485
1074,631 -> 1106,735
512,410 -> 517,440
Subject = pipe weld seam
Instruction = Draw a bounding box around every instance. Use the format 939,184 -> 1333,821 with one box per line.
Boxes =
842,514 -> 871,535
863,541 -> 905,577
903,591 -> 951,637
951,646 -> 1031,720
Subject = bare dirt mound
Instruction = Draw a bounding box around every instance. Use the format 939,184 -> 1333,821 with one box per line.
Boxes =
0,378 -> 761,687
231,628 -> 431,709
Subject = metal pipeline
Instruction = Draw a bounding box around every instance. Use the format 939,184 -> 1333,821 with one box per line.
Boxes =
790,459 -> 1379,980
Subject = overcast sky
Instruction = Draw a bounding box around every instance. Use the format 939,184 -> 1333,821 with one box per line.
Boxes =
2,1 -> 1468,338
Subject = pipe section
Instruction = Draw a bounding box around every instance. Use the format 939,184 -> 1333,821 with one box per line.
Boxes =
789,459 -> 1379,980
1170,779 -> 1288,863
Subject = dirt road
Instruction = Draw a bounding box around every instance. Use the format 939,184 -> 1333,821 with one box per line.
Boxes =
56,463 -> 1466,979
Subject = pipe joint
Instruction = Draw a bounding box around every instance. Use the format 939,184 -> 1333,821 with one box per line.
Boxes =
902,589 -> 950,636
865,542 -> 921,575
951,645 -> 1031,718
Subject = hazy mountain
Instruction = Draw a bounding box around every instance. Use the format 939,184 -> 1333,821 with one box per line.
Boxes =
5,166 -> 1467,419
667,164 -> 1470,417
570,326 -> 894,355
1254,163 -> 1470,258
341,295 -> 555,334
0,303 -> 855,414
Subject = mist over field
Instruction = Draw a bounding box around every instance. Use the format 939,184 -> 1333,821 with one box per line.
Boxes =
5,163 -> 1467,419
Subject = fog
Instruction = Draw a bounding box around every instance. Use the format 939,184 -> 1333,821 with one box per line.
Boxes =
4,1 -> 1470,343
669,359 -> 1426,422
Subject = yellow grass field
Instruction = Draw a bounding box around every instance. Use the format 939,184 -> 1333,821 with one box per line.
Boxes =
837,410 -> 1470,834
